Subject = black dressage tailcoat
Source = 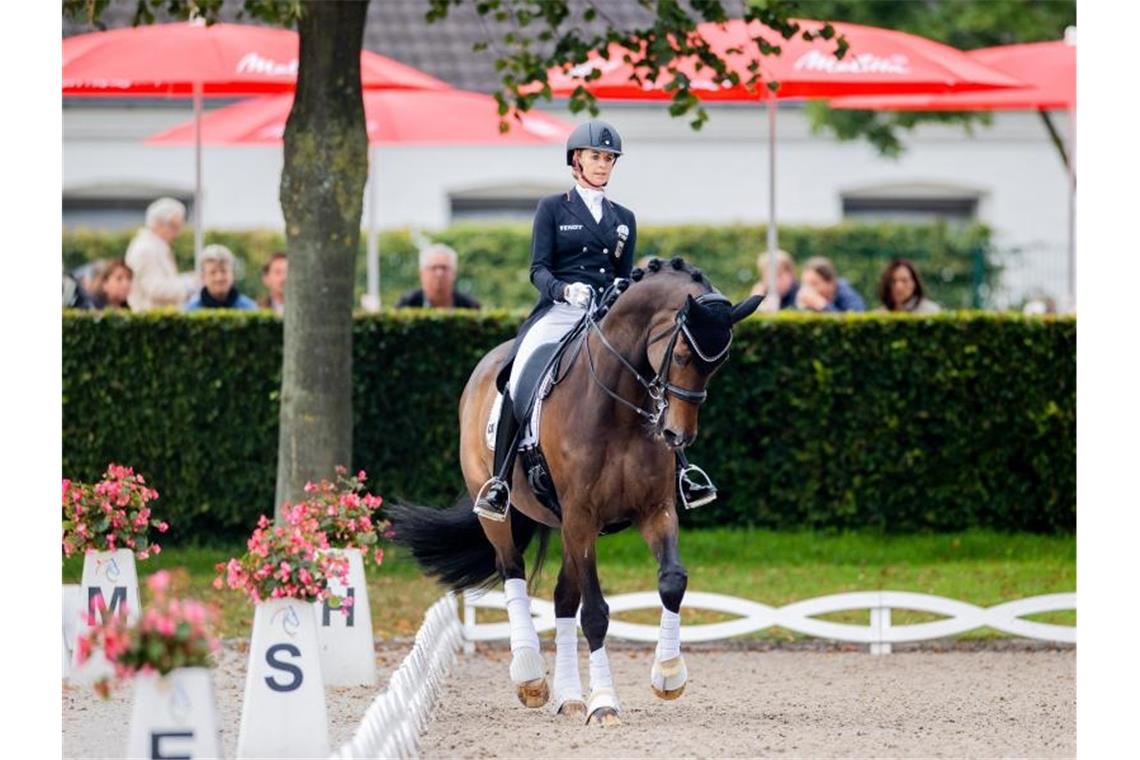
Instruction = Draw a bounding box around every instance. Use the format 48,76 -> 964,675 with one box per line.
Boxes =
496,187 -> 638,390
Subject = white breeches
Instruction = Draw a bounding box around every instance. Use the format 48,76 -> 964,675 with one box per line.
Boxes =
508,303 -> 584,399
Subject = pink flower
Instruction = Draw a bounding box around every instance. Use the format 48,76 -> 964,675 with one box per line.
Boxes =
156,522 -> 169,533
147,570 -> 171,595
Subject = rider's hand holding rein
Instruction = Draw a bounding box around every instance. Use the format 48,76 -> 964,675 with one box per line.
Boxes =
564,282 -> 593,309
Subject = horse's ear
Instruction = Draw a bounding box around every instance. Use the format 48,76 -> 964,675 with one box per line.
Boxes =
731,294 -> 764,323
683,294 -> 696,315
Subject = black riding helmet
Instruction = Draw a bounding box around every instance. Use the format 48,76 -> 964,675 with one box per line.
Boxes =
566,120 -> 623,166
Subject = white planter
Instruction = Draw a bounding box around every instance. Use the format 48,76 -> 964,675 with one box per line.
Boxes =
314,547 -> 377,687
62,584 -> 81,679
237,598 -> 329,759
126,667 -> 222,759
70,549 -> 140,684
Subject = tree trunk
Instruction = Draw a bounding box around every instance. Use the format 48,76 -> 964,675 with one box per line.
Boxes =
274,0 -> 370,516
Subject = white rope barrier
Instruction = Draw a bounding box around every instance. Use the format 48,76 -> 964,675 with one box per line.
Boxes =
331,593 -> 463,759
463,589 -> 1076,655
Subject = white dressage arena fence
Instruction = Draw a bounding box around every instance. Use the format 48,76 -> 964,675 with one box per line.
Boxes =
331,593 -> 463,760
462,589 -> 1075,655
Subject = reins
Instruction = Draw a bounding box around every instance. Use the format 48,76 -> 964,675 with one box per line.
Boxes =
579,283 -> 730,427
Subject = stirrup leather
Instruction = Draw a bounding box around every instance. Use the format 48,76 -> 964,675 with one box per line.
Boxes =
678,464 -> 717,510
473,478 -> 510,522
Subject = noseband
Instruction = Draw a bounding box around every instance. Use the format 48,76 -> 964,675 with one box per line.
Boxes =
584,289 -> 732,428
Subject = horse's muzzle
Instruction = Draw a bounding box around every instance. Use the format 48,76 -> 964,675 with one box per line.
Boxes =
663,428 -> 695,449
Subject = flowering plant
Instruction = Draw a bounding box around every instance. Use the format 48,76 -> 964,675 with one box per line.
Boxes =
62,464 -> 169,559
78,570 -> 220,698
285,467 -> 388,566
214,513 -> 351,606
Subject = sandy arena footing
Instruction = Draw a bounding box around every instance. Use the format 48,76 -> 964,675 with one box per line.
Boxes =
420,642 -> 1074,758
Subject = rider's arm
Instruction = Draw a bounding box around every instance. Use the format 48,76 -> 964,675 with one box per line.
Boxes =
529,197 -> 569,302
616,211 -> 637,279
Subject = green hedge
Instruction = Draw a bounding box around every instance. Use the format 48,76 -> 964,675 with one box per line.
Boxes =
63,310 -> 1073,542
63,221 -> 994,309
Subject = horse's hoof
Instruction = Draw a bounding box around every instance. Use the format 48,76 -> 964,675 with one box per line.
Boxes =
587,707 -> 621,727
515,678 -> 550,708
557,700 -> 587,719
585,687 -> 621,726
650,655 -> 688,701
651,681 -> 686,700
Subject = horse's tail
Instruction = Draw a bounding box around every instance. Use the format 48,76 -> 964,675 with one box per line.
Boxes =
386,495 -> 551,593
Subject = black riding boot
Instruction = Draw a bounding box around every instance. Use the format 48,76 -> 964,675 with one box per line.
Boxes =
676,449 -> 717,510
474,391 -> 522,521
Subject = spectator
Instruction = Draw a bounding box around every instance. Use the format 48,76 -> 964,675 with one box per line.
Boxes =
750,249 -> 800,310
396,244 -> 480,309
76,259 -> 108,297
259,251 -> 287,315
878,258 -> 941,313
184,244 -> 258,311
90,259 -> 134,310
795,256 -> 866,313
125,197 -> 194,311
63,270 -> 92,309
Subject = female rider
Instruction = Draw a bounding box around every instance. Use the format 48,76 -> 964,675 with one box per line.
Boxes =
474,120 -> 717,520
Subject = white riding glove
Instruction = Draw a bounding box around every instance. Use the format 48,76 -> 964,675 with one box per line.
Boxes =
563,282 -> 593,310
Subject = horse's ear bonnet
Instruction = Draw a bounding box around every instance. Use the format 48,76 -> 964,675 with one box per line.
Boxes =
680,293 -> 734,370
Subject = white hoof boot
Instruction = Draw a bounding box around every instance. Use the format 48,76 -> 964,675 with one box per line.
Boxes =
510,647 -> 549,708
650,655 -> 688,700
586,687 -> 621,726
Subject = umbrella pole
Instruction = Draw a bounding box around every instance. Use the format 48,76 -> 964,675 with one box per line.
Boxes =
764,98 -> 779,312
193,81 -> 203,265
1066,107 -> 1076,311
365,145 -> 381,312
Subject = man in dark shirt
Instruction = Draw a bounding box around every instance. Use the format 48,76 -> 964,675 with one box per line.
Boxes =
395,244 -> 481,309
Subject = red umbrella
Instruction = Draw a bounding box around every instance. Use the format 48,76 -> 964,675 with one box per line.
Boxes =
547,18 -> 1022,100
145,89 -> 574,307
63,21 -> 449,95
63,20 -> 449,257
828,38 -> 1077,309
826,41 -> 1074,111
546,18 -> 1024,308
144,89 -> 573,146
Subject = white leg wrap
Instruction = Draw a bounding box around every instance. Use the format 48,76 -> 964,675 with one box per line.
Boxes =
504,578 -> 540,653
586,646 -> 621,716
588,646 -> 614,692
655,608 -> 682,661
551,618 -> 584,712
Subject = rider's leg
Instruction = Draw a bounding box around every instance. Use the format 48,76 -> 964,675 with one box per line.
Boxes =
475,303 -> 584,521
675,448 -> 717,509
473,390 -> 520,521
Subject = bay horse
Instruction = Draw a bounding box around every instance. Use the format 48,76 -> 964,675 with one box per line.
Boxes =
389,258 -> 761,726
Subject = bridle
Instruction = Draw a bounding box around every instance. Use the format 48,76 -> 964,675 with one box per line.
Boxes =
583,288 -> 733,428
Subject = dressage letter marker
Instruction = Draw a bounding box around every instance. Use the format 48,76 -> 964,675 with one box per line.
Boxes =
126,667 -> 222,759
315,548 -> 377,687
237,599 -> 329,758
70,549 -> 140,685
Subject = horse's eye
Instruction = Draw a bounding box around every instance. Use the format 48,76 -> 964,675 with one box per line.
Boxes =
675,353 -> 691,367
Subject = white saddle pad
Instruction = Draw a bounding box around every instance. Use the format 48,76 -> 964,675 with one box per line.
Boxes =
485,370 -> 555,452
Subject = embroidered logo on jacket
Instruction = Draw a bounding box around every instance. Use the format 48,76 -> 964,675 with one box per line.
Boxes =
559,224 -> 584,231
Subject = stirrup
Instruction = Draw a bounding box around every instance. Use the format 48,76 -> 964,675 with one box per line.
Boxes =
473,478 -> 510,522
678,464 -> 717,510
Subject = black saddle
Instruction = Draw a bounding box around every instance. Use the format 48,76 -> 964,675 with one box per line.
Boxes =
504,317 -> 589,425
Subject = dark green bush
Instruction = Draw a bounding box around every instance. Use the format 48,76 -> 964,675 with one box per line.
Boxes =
63,221 -> 994,309
62,310 -> 1072,543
